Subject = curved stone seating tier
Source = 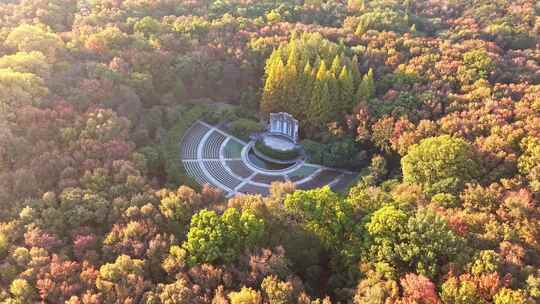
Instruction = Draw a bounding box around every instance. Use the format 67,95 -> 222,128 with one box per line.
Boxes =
226,160 -> 253,178
183,161 -> 219,189
297,169 -> 341,190
252,174 -> 287,184
181,123 -> 211,160
203,131 -> 226,159
203,160 -> 242,189
238,183 -> 270,196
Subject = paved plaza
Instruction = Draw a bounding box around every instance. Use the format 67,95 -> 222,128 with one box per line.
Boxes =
261,134 -> 297,151
181,120 -> 357,197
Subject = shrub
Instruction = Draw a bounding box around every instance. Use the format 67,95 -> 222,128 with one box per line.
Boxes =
228,118 -> 264,140
202,104 -> 238,124
302,136 -> 364,169
401,135 -> 479,195
182,208 -> 265,265
163,105 -> 208,187
302,139 -> 326,164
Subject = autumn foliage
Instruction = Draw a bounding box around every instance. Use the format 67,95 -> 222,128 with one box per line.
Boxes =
0,0 -> 539,303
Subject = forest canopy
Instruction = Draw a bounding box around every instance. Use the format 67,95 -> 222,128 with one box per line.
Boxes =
0,0 -> 539,303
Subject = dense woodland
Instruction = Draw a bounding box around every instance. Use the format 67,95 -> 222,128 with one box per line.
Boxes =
0,0 -> 539,303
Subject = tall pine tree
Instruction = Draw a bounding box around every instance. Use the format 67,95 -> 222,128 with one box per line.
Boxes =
297,61 -> 314,122
351,55 -> 361,86
308,61 -> 332,132
285,45 -> 301,117
356,68 -> 375,102
330,54 -> 343,77
327,56 -> 340,122
261,52 -> 286,114
338,66 -> 355,113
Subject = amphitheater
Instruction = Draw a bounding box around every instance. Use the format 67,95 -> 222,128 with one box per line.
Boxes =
181,120 -> 357,197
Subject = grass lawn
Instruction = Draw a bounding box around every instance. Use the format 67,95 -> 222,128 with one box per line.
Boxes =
223,139 -> 245,159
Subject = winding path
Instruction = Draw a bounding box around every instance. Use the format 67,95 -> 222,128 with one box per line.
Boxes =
181,120 -> 357,197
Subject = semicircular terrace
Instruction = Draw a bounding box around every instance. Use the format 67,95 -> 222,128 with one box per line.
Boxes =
180,120 -> 357,197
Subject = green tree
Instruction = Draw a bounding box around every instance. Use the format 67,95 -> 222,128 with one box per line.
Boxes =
182,208 -> 265,265
308,60 -> 333,129
441,276 -> 485,304
283,47 -> 301,117
261,34 -> 355,127
338,66 -> 355,113
526,271 -> 540,302
327,71 -> 340,120
261,275 -> 295,304
158,186 -> 202,230
134,16 -> 162,37
353,263 -> 399,304
285,186 -> 362,265
458,49 -> 495,85
228,118 -> 264,140
470,250 -> 501,276
228,287 -> 263,304
96,255 -> 149,303
297,61 -> 315,121
397,209 -> 464,278
354,8 -> 411,34
356,68 -> 375,101
157,279 -> 197,304
84,26 -> 129,56
518,136 -> 540,193
9,279 -> 37,303
401,135 -> 479,195
0,68 -> 48,113
330,54 -> 343,76
351,55 -> 361,86
0,51 -> 50,79
0,233 -> 7,257
364,208 -> 464,278
493,288 -> 530,304
261,51 -> 286,114
5,24 -> 64,59
266,10 -> 282,23
364,205 -> 407,263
